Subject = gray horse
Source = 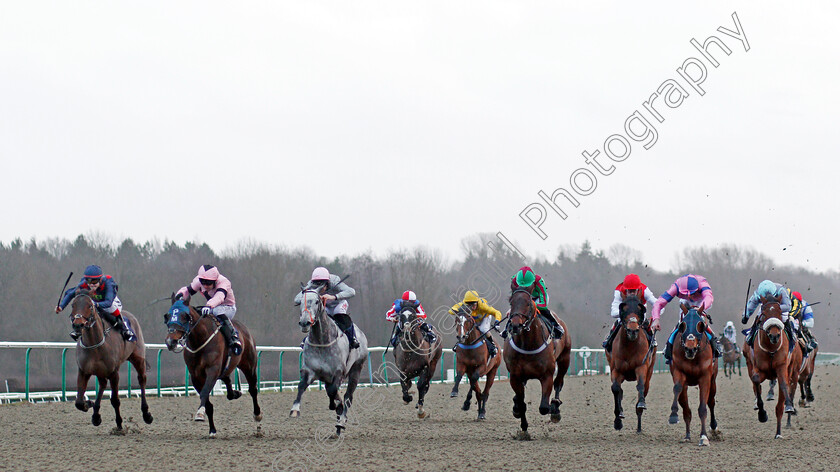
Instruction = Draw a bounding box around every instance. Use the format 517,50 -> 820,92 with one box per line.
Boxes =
289,286 -> 368,435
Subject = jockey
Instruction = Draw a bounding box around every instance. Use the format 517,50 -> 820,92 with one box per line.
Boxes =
448,290 -> 502,357
56,265 -> 135,341
385,290 -> 437,346
602,273 -> 658,353
721,321 -> 740,354
741,279 -> 794,351
511,266 -> 564,339
651,274 -> 721,363
295,267 -> 360,349
789,290 -> 817,354
176,265 -> 242,355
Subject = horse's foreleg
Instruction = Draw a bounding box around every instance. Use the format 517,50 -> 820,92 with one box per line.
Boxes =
709,375 -> 718,433
195,368 -> 218,424
635,368 -> 648,434
752,375 -> 767,422
697,379 -> 710,446
128,353 -> 153,424
417,369 -> 431,419
290,369 -> 313,418
221,376 -> 242,400
668,378 -> 684,425
206,399 -> 216,438
510,376 -> 528,433
400,375 -> 413,405
342,363 -> 363,426
91,375 -> 107,427
75,370 -> 92,412
550,364 -> 565,423
678,386 -> 691,442
467,370 -> 481,416
611,372 -> 624,431
450,369 -> 464,398
777,367 -> 795,414
108,370 -> 122,430
774,387 -> 785,439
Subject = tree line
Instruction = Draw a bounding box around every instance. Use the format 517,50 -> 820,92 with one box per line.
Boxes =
1,233 -> 836,390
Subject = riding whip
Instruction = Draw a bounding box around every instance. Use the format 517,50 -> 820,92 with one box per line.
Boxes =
55,272 -> 73,311
742,278 -> 752,321
384,321 -> 398,355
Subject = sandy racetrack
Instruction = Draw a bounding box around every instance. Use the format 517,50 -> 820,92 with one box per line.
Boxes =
1,363 -> 837,472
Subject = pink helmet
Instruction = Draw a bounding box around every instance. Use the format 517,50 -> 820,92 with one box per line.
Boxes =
311,267 -> 330,281
402,290 -> 417,301
197,265 -> 220,281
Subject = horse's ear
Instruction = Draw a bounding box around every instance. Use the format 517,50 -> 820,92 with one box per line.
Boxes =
759,295 -> 767,304
679,321 -> 687,333
163,312 -> 171,323
300,282 -> 305,291
638,304 -> 646,315
680,303 -> 688,315
170,292 -> 176,304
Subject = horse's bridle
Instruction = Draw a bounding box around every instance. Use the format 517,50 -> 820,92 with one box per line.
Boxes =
678,309 -> 709,359
300,289 -> 324,326
756,302 -> 785,355
509,289 -> 539,335
166,303 -> 218,353
70,294 -> 110,349
456,311 -> 479,343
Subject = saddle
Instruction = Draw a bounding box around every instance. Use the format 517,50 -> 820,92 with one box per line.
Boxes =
538,311 -> 564,339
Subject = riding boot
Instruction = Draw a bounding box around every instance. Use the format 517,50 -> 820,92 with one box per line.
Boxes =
784,321 -> 796,352
420,323 -> 438,345
114,311 -> 136,341
485,336 -> 497,357
217,315 -> 243,355
664,341 -> 673,365
344,324 -> 360,349
709,334 -> 722,358
602,321 -> 619,352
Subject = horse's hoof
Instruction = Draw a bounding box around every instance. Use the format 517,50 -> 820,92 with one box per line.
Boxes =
710,428 -> 721,440
92,414 -> 101,427
143,412 -> 154,424
807,394 -> 815,402
227,391 -> 242,401
289,410 -> 300,418
403,396 -> 413,405
550,413 -> 561,423
450,390 -> 458,398
513,430 -> 532,441
512,408 -> 521,419
636,401 -> 647,410
329,402 -> 337,411
477,412 -> 486,420
335,425 -> 345,436
618,412 -> 625,419
418,410 -> 430,419
538,406 -> 550,415
681,437 -> 691,443
209,431 -> 216,438
195,407 -> 206,422
758,410 -> 768,423
784,405 -> 795,414
766,393 -> 775,401
698,435 -> 710,447
774,434 -> 783,439
614,418 -> 623,430
668,414 -> 678,425
254,413 -> 263,422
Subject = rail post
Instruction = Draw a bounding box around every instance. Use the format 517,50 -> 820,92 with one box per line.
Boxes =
24,347 -> 32,401
61,348 -> 68,401
156,349 -> 163,397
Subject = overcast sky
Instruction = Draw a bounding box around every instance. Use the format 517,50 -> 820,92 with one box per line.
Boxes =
2,2 -> 838,273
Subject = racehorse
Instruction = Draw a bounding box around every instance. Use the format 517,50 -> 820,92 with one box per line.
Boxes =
720,335 -> 741,378
290,284 -> 368,435
450,308 -> 502,420
668,303 -> 719,446
503,287 -> 571,437
605,295 -> 656,433
742,295 -> 798,439
70,290 -> 153,430
164,297 -> 261,437
393,306 -> 443,419
797,344 -> 817,408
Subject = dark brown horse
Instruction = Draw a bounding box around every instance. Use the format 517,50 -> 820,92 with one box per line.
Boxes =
742,295 -> 798,439
164,297 -> 261,437
668,304 -> 719,446
451,308 -> 502,420
393,306 -> 443,419
797,343 -> 817,408
720,335 -> 741,378
605,295 -> 655,432
503,288 -> 571,437
69,291 -> 153,429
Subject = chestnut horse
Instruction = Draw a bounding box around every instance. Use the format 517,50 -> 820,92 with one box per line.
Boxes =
720,335 -> 741,378
70,291 -> 153,430
164,298 -> 261,437
742,295 -> 798,439
451,308 -> 502,420
503,288 -> 571,436
393,306 -> 443,419
605,295 -> 655,433
668,304 -> 719,446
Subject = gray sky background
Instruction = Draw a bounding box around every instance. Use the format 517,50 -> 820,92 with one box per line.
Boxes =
2,2 -> 838,273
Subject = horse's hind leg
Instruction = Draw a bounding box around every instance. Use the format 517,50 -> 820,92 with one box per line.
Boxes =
766,379 -> 776,401
752,377 -> 768,422
806,373 -> 815,402
342,362 -> 364,426
91,375 -> 107,427
668,379 -> 684,425
550,368 -> 564,423
206,399 -> 217,438
221,376 -> 242,400
75,371 -> 93,413
462,381 -> 474,411
107,371 -> 123,430
478,364 -> 499,420
129,353 -> 153,424
290,369 -> 313,418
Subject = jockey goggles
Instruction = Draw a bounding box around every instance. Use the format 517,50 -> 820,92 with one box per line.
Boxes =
85,277 -> 102,285
199,278 -> 215,286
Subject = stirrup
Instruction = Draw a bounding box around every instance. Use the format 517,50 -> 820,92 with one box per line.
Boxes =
230,340 -> 243,356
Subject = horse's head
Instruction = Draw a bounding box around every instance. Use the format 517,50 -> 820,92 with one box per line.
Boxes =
398,304 -> 419,332
69,290 -> 98,337
678,303 -> 707,360
508,288 -> 536,336
164,299 -> 195,353
619,295 -> 646,342
455,308 -> 477,343
759,294 -> 784,345
298,284 -> 326,333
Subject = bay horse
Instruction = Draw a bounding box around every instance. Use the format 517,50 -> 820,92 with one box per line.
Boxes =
742,295 -> 798,438
668,303 -> 719,446
605,295 -> 655,433
720,335 -> 741,378
70,291 -> 153,430
797,344 -> 817,407
450,308 -> 502,420
164,297 -> 261,437
503,287 -> 571,437
290,285 -> 368,436
393,306 -> 443,419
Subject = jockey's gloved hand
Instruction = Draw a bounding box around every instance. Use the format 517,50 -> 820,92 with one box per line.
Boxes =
201,307 -> 212,315
741,314 -> 749,325
54,306 -> 61,314
650,319 -> 661,332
